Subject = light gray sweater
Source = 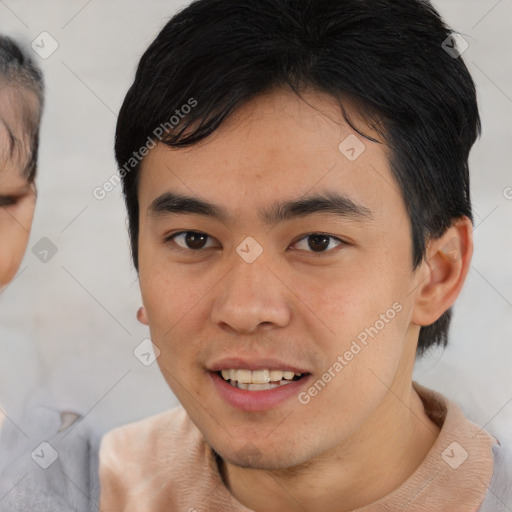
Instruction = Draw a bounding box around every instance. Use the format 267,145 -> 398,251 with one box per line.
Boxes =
0,404 -> 100,511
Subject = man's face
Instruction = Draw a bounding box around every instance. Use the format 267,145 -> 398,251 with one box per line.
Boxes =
137,89 -> 426,469
0,86 -> 37,289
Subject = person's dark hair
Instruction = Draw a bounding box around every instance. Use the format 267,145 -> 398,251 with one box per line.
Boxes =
115,0 -> 480,356
0,35 -> 44,182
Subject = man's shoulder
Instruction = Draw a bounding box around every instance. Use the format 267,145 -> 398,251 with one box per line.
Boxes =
99,405 -> 207,511
100,405 -> 200,471
101,405 -> 190,450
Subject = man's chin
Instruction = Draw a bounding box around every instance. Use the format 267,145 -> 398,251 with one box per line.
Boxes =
211,442 -> 308,472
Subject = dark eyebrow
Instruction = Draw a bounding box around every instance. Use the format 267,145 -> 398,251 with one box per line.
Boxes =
149,190 -> 373,225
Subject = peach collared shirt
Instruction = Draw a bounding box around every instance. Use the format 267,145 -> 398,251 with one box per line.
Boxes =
99,382 -> 499,511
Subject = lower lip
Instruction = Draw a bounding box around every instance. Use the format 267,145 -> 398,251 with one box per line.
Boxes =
209,371 -> 311,412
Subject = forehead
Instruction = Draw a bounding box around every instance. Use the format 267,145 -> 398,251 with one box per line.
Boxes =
138,89 -> 402,223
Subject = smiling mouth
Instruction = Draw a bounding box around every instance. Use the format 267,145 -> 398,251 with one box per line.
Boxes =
216,369 -> 308,391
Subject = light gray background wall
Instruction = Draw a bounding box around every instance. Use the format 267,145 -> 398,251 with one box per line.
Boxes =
0,0 -> 510,448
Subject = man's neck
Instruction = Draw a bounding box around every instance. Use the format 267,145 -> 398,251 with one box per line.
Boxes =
218,386 -> 441,512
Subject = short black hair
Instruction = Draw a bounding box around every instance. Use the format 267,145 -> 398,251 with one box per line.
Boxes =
115,0 -> 480,356
0,35 -> 44,182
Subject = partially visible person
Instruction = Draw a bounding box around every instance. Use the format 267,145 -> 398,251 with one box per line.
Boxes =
0,35 -> 40,293
0,35 -> 100,511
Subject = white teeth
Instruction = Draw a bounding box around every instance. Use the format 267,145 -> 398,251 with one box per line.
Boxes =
219,368 -> 304,388
251,370 -> 270,384
269,370 -> 284,381
235,369 -> 252,384
237,381 -> 293,390
247,383 -> 270,391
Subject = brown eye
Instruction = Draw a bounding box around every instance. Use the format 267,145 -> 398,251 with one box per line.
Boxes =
166,231 -> 216,251
184,232 -> 208,250
307,234 -> 330,252
292,233 -> 344,253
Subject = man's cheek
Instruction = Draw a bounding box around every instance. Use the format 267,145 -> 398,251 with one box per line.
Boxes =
142,281 -> 175,328
156,347 -> 189,394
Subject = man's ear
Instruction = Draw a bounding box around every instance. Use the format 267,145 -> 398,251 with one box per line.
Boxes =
137,306 -> 149,325
411,216 -> 473,327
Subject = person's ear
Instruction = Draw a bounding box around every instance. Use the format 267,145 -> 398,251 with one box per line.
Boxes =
411,216 -> 473,327
137,305 -> 149,325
